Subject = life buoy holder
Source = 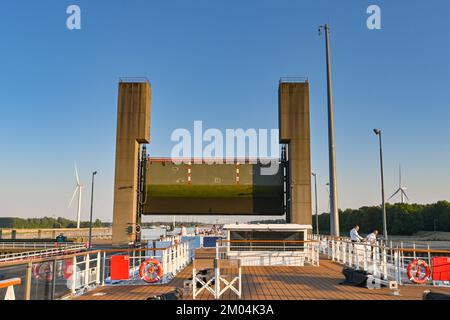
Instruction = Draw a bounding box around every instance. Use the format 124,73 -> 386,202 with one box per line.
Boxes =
407,259 -> 431,284
139,259 -> 164,283
33,262 -> 53,282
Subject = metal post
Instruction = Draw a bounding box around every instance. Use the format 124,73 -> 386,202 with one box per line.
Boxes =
84,254 -> 90,288
374,129 -> 388,240
372,247 -> 377,277
25,262 -> 32,300
214,258 -> 220,299
363,245 -> 367,271
51,259 -> 57,300
312,173 -> 319,235
132,250 -> 135,279
88,171 -> 97,249
400,242 -> 404,270
102,251 -> 106,286
96,252 -> 101,284
319,24 -> 339,236
331,240 -> 335,261
71,256 -> 77,294
192,265 -> 196,300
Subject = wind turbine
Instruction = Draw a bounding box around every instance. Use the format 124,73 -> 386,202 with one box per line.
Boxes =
387,164 -> 409,203
68,163 -> 84,228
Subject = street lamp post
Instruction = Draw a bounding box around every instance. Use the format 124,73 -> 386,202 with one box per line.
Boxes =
319,24 -> 339,237
373,129 -> 388,241
312,173 -> 319,235
88,171 -> 98,249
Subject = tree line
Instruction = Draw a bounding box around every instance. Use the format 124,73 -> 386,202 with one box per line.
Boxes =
313,201 -> 450,236
0,217 -> 105,229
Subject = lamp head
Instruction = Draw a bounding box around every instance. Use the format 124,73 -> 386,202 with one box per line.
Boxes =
93,171 -> 98,175
373,128 -> 381,135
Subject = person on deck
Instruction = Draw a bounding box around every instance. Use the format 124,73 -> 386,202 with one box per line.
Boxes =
179,224 -> 187,236
365,229 -> 379,246
349,225 -> 364,243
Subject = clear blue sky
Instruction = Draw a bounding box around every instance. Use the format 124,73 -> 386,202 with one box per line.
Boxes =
1,1 -> 449,223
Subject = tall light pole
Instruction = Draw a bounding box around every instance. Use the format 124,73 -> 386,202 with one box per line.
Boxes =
312,173 -> 319,235
88,171 -> 97,249
373,129 -> 388,241
319,24 -> 339,236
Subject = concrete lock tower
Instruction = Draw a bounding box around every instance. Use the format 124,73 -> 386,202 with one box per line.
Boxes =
112,79 -> 151,245
111,78 -> 312,244
278,79 -> 312,227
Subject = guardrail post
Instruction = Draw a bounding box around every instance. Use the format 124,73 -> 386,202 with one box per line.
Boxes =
84,253 -> 90,288
102,251 -> 106,286
162,249 -> 168,276
25,261 -> 32,300
356,244 -> 360,270
372,246 -> 377,277
71,256 -> 77,294
316,243 -> 320,266
51,259 -> 57,300
338,240 -> 341,263
427,243 -> 431,267
394,249 -> 402,284
132,250 -> 136,279
382,247 -> 388,280
331,240 -> 335,261
363,245 -> 367,271
214,258 -> 220,299
400,241 -> 405,269
96,252 -> 101,285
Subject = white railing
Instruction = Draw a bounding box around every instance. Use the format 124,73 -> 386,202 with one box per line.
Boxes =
215,241 -> 320,267
0,244 -> 87,263
311,234 -> 450,287
70,251 -> 102,294
0,242 -> 74,249
101,239 -> 196,286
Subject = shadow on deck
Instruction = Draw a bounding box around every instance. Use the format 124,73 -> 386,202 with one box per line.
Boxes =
75,259 -> 450,300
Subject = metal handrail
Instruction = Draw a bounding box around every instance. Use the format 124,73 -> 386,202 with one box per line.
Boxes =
0,242 -> 74,249
311,234 -> 450,254
0,244 -> 87,263
220,240 -> 318,243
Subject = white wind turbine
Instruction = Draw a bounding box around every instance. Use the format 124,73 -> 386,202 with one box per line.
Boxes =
68,163 -> 84,228
387,164 -> 409,203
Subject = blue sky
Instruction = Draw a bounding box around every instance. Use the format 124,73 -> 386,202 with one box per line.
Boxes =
0,1 -> 449,223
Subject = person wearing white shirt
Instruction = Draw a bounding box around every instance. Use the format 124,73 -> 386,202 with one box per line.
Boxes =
179,224 -> 187,236
365,229 -> 379,246
349,225 -> 364,242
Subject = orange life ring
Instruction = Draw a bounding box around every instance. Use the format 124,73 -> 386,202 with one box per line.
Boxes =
407,259 -> 431,284
139,258 -> 164,283
33,262 -> 53,282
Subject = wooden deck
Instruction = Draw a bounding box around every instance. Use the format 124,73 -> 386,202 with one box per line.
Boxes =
76,259 -> 450,300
